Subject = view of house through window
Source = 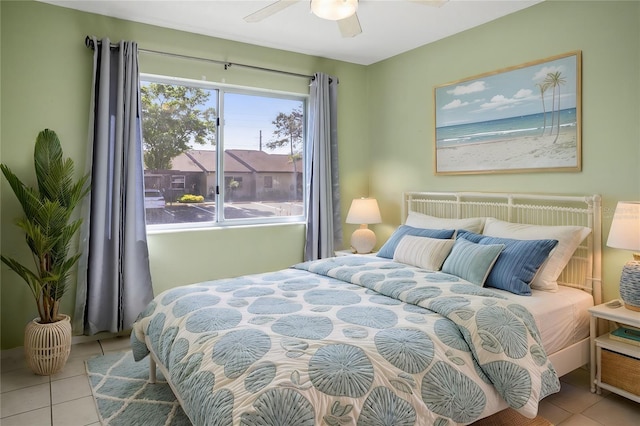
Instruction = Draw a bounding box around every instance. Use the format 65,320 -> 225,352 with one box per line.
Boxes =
141,77 -> 306,227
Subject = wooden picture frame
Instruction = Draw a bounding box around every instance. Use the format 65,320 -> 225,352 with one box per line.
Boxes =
434,51 -> 582,175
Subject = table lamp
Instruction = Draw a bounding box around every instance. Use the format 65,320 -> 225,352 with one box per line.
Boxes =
346,198 -> 382,254
607,201 -> 640,311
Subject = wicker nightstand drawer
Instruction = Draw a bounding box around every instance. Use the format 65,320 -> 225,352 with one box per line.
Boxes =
601,349 -> 640,396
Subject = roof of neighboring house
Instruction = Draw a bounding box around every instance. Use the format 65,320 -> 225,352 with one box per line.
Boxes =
227,149 -> 301,173
170,150 -> 213,172
169,149 -> 301,174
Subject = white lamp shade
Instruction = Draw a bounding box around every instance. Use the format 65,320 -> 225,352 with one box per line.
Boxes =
607,201 -> 640,251
311,0 -> 358,21
346,198 -> 381,225
346,198 -> 381,254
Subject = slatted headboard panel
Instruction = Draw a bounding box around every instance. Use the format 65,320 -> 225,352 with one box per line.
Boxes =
403,192 -> 602,304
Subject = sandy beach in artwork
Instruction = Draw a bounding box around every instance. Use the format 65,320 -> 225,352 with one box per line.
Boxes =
436,130 -> 578,173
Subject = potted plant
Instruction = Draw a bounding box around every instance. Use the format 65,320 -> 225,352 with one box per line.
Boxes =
1,129 -> 89,375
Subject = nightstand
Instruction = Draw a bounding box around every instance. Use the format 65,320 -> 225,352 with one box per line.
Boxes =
588,301 -> 640,402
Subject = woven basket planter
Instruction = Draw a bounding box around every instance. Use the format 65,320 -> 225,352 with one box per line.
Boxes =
24,314 -> 72,375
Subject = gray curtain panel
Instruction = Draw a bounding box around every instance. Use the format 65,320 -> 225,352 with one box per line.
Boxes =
74,37 -> 154,335
304,73 -> 342,261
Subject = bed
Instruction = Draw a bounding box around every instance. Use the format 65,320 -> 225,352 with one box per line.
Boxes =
131,191 -> 602,425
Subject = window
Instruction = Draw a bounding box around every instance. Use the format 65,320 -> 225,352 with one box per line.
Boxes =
170,175 -> 185,189
141,75 -> 307,228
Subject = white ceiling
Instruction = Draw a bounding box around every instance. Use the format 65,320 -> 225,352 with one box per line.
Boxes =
39,0 -> 543,65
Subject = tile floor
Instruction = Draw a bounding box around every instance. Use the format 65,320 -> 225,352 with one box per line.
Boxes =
1,335 -> 639,425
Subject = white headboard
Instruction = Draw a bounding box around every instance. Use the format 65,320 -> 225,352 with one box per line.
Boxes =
403,192 -> 602,304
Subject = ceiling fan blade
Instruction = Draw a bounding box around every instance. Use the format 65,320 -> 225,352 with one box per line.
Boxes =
408,0 -> 448,7
338,13 -> 362,38
244,0 -> 298,23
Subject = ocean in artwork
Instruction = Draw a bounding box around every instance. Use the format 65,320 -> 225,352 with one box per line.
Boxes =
436,108 -> 577,148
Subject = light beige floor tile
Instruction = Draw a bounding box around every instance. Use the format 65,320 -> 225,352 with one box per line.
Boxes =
50,375 -> 92,405
560,366 -> 591,387
545,380 -> 605,414
0,383 -> 51,418
0,347 -> 23,361
582,393 -> 640,426
0,350 -> 29,374
51,357 -> 88,381
52,395 -> 99,426
538,399 -> 572,425
1,367 -> 50,393
99,335 -> 132,353
67,341 -> 102,361
0,406 -> 51,426
557,413 -> 604,426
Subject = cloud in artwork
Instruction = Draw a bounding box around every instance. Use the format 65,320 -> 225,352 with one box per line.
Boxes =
446,81 -> 486,96
442,99 -> 470,110
480,94 -> 517,111
532,65 -> 565,82
513,89 -> 533,99
478,87 -> 537,112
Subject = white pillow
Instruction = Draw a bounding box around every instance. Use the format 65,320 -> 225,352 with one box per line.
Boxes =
406,212 -> 485,234
393,235 -> 455,271
482,218 -> 591,291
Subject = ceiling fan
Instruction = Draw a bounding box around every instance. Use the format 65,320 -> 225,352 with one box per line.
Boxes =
244,0 -> 448,38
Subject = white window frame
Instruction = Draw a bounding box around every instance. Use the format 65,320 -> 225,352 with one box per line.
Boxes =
142,74 -> 308,231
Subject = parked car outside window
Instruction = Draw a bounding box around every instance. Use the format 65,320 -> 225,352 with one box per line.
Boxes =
144,189 -> 165,209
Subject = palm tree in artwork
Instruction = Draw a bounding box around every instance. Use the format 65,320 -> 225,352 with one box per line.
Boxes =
536,82 -> 550,136
544,71 -> 567,143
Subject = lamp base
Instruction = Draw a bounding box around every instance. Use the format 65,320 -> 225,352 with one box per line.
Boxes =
623,302 -> 640,312
351,226 -> 376,254
620,260 -> 640,311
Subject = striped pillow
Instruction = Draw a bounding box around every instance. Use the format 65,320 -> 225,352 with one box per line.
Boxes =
482,218 -> 589,292
377,225 -> 455,259
393,235 -> 455,271
457,231 -> 558,295
441,238 -> 504,286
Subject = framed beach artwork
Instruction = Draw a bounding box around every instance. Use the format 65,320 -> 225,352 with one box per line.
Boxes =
434,51 -> 582,175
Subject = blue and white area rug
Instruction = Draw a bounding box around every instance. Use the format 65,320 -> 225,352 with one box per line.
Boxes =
86,351 -> 191,425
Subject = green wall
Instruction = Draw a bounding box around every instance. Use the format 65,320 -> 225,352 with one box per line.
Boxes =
367,0 -> 640,302
0,0 -> 368,349
1,0 -> 639,349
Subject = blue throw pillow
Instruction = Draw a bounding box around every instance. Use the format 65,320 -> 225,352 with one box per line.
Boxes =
441,238 -> 505,286
457,231 -> 558,295
377,225 -> 455,259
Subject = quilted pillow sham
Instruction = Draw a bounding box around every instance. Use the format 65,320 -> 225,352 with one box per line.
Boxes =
441,238 -> 504,286
377,225 -> 455,259
393,235 -> 455,271
458,231 -> 559,295
482,218 -> 590,292
405,211 -> 485,234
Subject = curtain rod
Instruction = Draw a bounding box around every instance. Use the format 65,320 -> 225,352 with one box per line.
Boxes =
85,36 -> 315,80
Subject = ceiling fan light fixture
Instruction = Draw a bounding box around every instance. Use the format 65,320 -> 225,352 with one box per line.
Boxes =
311,0 -> 358,21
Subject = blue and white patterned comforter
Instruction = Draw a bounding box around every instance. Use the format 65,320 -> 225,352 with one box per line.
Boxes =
131,255 -> 560,425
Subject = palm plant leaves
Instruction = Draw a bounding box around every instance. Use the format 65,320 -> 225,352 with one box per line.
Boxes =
1,129 -> 90,323
0,165 -> 43,221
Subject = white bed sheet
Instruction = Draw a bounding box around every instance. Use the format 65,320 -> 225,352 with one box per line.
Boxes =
488,285 -> 593,355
